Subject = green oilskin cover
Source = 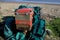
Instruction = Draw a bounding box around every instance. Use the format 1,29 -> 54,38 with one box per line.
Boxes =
4,5 -> 45,40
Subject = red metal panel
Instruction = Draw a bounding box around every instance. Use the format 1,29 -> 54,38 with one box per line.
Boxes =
15,20 -> 32,27
16,8 -> 33,14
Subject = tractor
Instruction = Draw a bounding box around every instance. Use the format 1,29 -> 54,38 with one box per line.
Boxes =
15,8 -> 34,32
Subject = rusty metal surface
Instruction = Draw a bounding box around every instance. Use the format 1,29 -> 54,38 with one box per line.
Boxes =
16,24 -> 30,31
15,14 -> 30,20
